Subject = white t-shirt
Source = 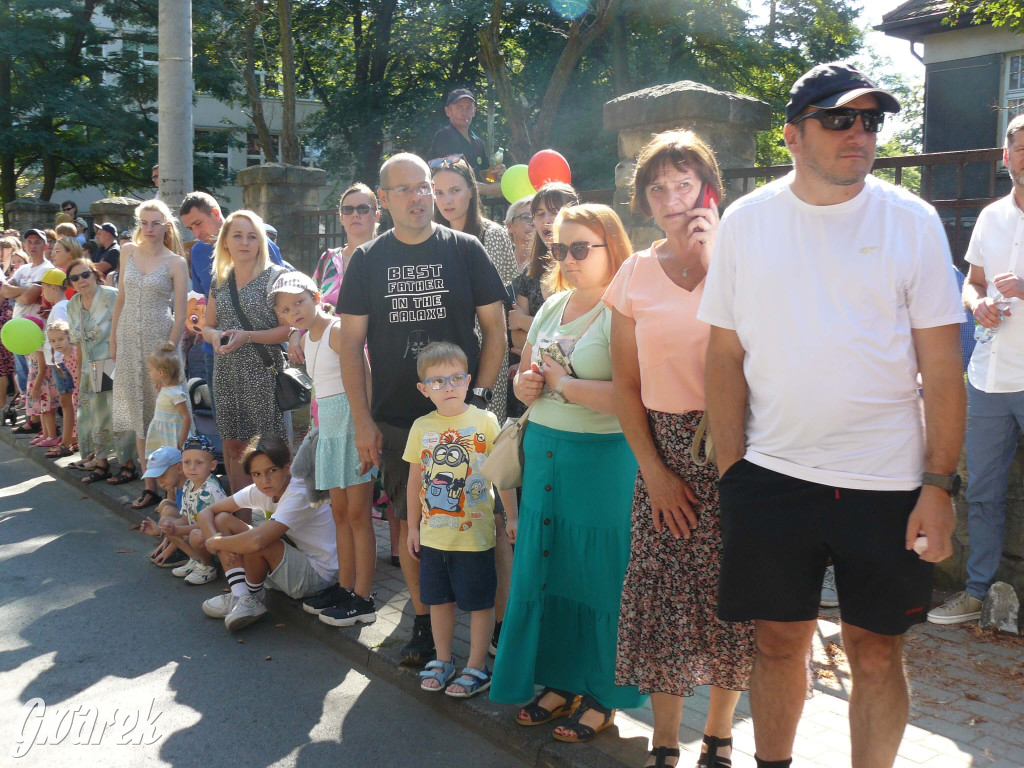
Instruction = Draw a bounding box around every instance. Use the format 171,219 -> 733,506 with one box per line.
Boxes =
232,476 -> 338,579
44,299 -> 69,365
698,173 -> 964,491
965,193 -> 1024,393
10,260 -> 53,320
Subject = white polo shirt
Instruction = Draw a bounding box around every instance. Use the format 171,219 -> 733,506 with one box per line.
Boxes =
698,174 -> 964,491
965,193 -> 1024,393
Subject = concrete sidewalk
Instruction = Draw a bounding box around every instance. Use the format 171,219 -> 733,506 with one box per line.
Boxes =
3,424 -> 1022,767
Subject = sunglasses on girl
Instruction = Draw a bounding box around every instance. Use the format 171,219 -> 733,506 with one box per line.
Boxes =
551,242 -> 607,261
789,107 -> 885,133
341,204 -> 374,215
421,373 -> 469,390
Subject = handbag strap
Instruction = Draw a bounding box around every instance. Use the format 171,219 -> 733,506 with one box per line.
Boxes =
227,271 -> 278,371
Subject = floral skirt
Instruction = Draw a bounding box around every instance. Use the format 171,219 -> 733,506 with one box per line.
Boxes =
26,357 -> 58,417
615,409 -> 755,697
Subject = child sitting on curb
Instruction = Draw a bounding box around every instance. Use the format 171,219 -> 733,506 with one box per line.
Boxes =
138,446 -> 189,568
405,341 -> 518,699
194,435 -> 339,633
139,436 -> 226,584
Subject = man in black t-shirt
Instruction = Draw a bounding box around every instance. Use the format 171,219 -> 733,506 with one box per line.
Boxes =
427,88 -> 504,198
93,223 -> 120,276
338,152 -> 507,665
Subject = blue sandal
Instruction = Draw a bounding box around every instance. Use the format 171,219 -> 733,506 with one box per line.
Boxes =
419,658 -> 456,691
444,665 -> 491,698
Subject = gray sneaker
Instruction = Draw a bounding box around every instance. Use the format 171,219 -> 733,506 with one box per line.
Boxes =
820,565 -> 839,608
172,558 -> 200,578
184,563 -> 218,585
927,591 -> 982,625
202,592 -> 235,618
225,593 -> 268,632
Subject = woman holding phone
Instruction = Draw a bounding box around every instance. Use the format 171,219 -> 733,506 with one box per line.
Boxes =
607,130 -> 755,768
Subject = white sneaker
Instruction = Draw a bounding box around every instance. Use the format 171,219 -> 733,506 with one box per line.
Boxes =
172,558 -> 200,578
225,593 -> 268,632
203,592 -> 235,618
927,591 -> 983,625
184,563 -> 218,585
820,565 -> 839,608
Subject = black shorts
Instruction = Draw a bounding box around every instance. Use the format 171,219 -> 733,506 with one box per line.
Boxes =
378,422 -> 411,521
419,546 -> 497,611
717,459 -> 933,636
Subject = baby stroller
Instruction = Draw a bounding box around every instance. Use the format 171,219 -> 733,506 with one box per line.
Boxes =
187,377 -> 225,473
3,388 -> 17,426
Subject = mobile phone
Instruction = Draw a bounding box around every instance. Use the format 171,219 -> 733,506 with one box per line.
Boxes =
697,182 -> 719,210
220,333 -> 232,346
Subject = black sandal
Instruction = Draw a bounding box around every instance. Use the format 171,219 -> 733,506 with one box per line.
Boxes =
131,489 -> 161,510
107,465 -> 139,485
697,735 -> 732,768
646,746 -> 680,768
551,695 -> 615,743
82,465 -> 112,484
516,687 -> 580,726
12,420 -> 41,434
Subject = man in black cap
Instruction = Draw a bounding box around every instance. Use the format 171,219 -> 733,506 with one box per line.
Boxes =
427,88 -> 504,197
93,223 -> 120,276
699,62 -> 966,768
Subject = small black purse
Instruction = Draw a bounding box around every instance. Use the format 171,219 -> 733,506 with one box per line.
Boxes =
227,271 -> 312,412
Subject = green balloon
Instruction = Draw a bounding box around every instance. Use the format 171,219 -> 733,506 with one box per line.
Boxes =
1,317 -> 45,356
500,164 -> 536,204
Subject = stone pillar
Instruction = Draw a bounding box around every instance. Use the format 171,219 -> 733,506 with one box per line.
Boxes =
603,81 -> 770,250
236,163 -> 327,272
157,0 -> 193,214
5,197 -> 60,235
89,197 -> 144,236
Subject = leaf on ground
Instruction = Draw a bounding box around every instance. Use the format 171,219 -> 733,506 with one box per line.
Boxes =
275,623 -> 285,628
265,656 -> 272,661
129,524 -> 140,530
965,692 -> 981,701
237,639 -> 245,644
114,548 -> 135,553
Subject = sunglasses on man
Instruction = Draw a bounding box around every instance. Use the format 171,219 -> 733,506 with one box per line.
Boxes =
790,107 -> 885,134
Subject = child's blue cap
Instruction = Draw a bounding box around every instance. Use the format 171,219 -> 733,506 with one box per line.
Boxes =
143,446 -> 183,478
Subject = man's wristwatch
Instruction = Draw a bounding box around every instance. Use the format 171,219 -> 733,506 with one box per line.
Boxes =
922,472 -> 962,495
469,387 -> 493,407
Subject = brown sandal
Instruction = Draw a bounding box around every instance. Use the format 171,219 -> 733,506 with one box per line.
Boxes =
516,687 -> 580,726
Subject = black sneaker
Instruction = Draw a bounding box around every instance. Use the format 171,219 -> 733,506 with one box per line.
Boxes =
488,620 -> 502,657
400,614 -> 435,666
301,583 -> 353,615
319,594 -> 377,627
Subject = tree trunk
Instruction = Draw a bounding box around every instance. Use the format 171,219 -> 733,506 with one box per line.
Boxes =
40,149 -> 56,201
610,8 -> 632,96
478,0 -> 533,161
242,0 -> 276,162
278,0 -> 301,165
0,0 -> 15,212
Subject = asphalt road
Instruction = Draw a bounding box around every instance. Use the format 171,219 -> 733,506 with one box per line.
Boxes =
0,441 -> 527,767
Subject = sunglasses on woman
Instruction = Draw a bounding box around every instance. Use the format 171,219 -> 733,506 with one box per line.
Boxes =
551,242 -> 607,261
68,271 -> 94,283
789,107 -> 885,133
340,204 -> 374,215
428,153 -> 469,170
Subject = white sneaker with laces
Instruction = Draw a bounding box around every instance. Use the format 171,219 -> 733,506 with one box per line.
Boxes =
184,563 -> 218,585
927,591 -> 983,625
820,565 -> 839,608
172,558 -> 199,578
225,593 -> 268,632
203,592 -> 235,618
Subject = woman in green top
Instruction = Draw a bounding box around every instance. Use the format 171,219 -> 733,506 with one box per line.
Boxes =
491,204 -> 645,742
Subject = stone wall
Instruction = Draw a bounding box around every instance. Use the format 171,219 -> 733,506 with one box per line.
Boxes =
5,197 -> 60,236
603,81 -> 770,250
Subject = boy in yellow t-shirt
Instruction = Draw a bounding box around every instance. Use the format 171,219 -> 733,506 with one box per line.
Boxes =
404,341 -> 518,699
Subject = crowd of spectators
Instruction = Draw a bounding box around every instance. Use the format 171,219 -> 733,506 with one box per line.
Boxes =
0,67 -> 994,768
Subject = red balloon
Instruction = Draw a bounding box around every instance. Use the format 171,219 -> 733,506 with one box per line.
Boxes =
528,149 -> 571,189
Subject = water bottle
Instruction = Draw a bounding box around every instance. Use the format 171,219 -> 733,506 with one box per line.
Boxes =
975,296 -> 1011,344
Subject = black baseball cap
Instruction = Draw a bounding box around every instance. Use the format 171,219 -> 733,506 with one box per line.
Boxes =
446,88 -> 476,107
98,222 -> 117,236
786,62 -> 900,124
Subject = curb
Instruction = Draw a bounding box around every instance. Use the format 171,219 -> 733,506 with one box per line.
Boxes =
1,425 -> 642,768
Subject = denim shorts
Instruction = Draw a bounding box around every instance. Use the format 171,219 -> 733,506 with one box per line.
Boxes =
51,363 -> 75,395
419,545 -> 496,611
